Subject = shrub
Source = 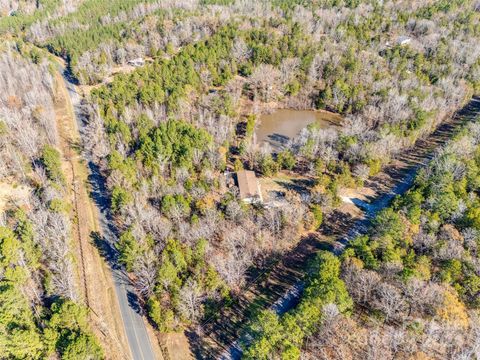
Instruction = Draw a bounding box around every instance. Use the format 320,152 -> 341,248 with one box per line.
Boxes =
277,150 -> 296,170
259,154 -> 279,177
310,204 -> 323,229
111,186 -> 132,213
41,145 -> 65,184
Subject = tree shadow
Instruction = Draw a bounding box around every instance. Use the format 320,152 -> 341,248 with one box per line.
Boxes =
127,290 -> 144,315
274,177 -> 314,197
185,329 -> 211,360
351,197 -> 373,213
321,210 -> 358,237
87,161 -> 110,213
62,63 -> 79,86
236,121 -> 247,136
191,233 -> 333,358
90,231 -> 120,270
265,133 -> 291,151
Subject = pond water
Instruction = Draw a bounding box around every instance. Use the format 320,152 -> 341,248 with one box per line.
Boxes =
255,109 -> 341,151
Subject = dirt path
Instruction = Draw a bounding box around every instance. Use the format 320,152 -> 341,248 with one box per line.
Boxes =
53,68 -> 133,359
194,97 -> 480,359
0,180 -> 29,214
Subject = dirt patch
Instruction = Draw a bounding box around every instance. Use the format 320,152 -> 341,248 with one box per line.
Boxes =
259,171 -> 313,203
338,186 -> 376,218
78,64 -> 137,95
161,333 -> 194,360
77,57 -> 154,96
0,180 -> 30,213
338,186 -> 376,201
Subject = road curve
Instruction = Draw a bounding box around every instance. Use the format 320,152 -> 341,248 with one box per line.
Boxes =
58,65 -> 157,360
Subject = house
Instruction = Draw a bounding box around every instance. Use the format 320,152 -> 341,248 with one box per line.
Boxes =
397,36 -> 411,46
235,170 -> 263,203
127,57 -> 145,67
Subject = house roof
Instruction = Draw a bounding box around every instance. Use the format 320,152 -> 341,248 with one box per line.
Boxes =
397,36 -> 411,45
236,170 -> 261,201
128,58 -> 145,65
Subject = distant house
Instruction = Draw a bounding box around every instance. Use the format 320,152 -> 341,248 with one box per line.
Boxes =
397,36 -> 411,46
235,170 -> 263,203
127,57 -> 145,67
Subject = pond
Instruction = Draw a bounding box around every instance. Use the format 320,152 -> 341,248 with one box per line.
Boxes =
255,109 -> 341,151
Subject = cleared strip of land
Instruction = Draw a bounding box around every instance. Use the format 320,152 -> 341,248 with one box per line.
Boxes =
53,62 -> 134,359
56,60 -> 165,360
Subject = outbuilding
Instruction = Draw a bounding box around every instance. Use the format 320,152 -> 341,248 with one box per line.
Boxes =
127,57 -> 145,67
397,36 -> 412,46
235,170 -> 263,203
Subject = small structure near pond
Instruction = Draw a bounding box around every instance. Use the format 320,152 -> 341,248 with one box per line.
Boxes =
235,170 -> 263,203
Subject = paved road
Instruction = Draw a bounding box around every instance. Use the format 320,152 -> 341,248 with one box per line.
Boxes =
200,97 -> 480,360
58,65 -> 156,360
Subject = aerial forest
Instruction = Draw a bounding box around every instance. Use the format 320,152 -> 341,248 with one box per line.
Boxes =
1,0 -> 480,359
0,44 -> 102,358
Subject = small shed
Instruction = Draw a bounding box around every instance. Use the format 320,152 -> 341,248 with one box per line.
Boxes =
397,36 -> 411,46
127,57 -> 145,67
235,170 -> 263,203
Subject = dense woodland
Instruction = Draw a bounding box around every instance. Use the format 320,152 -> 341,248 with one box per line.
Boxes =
245,117 -> 480,359
80,0 -> 480,335
0,44 -> 102,358
1,0 -> 480,359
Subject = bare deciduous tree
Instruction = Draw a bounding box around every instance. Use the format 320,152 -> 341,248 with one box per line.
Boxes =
373,282 -> 406,322
178,279 -> 204,322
